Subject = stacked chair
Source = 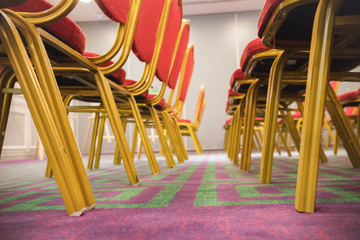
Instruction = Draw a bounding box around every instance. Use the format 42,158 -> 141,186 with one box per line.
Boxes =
226,0 -> 360,213
0,0 -> 201,216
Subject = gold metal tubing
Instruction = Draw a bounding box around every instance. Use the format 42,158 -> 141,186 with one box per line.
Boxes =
276,124 -> 292,157
295,0 -> 343,213
88,113 -> 100,170
125,0 -> 172,94
114,144 -> 121,165
130,124 -> 139,160
93,72 -> 140,185
10,12 -> 96,205
0,68 -> 16,155
260,51 -> 290,184
0,10 -> 90,215
99,0 -> 143,72
326,84 -> 360,167
148,105 -> 176,168
170,112 -> 189,160
127,96 -> 161,174
161,111 -> 185,163
17,0 -> 79,26
94,114 -> 106,169
240,79 -> 261,171
231,99 -> 245,165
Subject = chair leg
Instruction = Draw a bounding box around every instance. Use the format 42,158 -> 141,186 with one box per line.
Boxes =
188,126 -> 202,155
147,106 -> 176,168
88,112 -> 100,170
0,69 -> 16,156
94,113 -> 106,169
277,124 -> 292,157
0,12 -> 95,215
241,80 -> 262,171
295,0 -> 340,213
93,72 -> 139,185
230,102 -> 243,165
130,124 -> 139,160
114,143 -> 121,165
326,85 -> 360,167
259,51 -> 290,184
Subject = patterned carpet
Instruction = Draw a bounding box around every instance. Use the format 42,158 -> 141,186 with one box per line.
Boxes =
0,150 -> 359,239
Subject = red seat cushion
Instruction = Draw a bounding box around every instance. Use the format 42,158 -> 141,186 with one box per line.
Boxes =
230,68 -> 246,88
292,111 -> 302,119
257,0 -> 283,38
228,88 -> 243,97
345,107 -> 359,117
83,52 -> 126,84
240,38 -> 270,72
94,0 -> 129,24
338,90 -> 360,101
177,119 -> 191,124
11,0 -> 86,54
123,79 -> 149,99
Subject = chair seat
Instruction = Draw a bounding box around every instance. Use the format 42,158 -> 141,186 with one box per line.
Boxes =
177,119 -> 191,124
338,89 -> 360,101
240,38 -> 270,72
83,52 -> 126,84
11,0 -> 86,54
292,111 -> 302,119
228,88 -> 243,97
257,0 -> 283,38
230,68 -> 246,88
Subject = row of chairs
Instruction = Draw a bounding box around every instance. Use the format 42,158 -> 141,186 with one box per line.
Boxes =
0,0 -> 204,216
224,0 -> 360,213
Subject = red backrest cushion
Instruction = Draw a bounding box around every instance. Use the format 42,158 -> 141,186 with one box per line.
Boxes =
240,38 -> 270,72
230,68 -> 246,88
155,0 -> 182,82
257,0 -> 283,38
132,0 -> 166,63
337,90 -> 359,101
180,46 -> 194,102
11,0 -> 86,54
94,0 -> 129,23
168,24 -> 190,89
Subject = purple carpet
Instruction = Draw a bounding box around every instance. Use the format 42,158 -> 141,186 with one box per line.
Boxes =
0,150 -> 359,239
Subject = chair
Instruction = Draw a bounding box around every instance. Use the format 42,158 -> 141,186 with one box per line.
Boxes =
258,0 -> 360,212
0,0 -> 95,216
177,84 -> 205,155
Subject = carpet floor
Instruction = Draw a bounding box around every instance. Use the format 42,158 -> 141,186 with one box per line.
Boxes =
0,150 -> 359,239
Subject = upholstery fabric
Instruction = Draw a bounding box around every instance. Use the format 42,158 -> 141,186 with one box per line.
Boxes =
240,38 -> 270,72
94,0 -> 129,23
179,46 -> 195,102
345,107 -> 359,117
83,52 -> 126,84
257,0 -> 283,38
230,68 -> 246,88
155,0 -> 182,82
177,119 -> 191,123
228,88 -> 242,97
338,89 -> 360,101
168,24 -> 190,89
292,111 -> 302,119
11,0 -> 86,54
132,0 -> 166,63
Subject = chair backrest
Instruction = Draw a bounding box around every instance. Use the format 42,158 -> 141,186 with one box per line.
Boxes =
179,45 -> 195,102
155,0 -> 183,83
132,0 -> 167,63
94,0 -> 130,24
195,84 -> 205,125
168,21 -> 190,90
